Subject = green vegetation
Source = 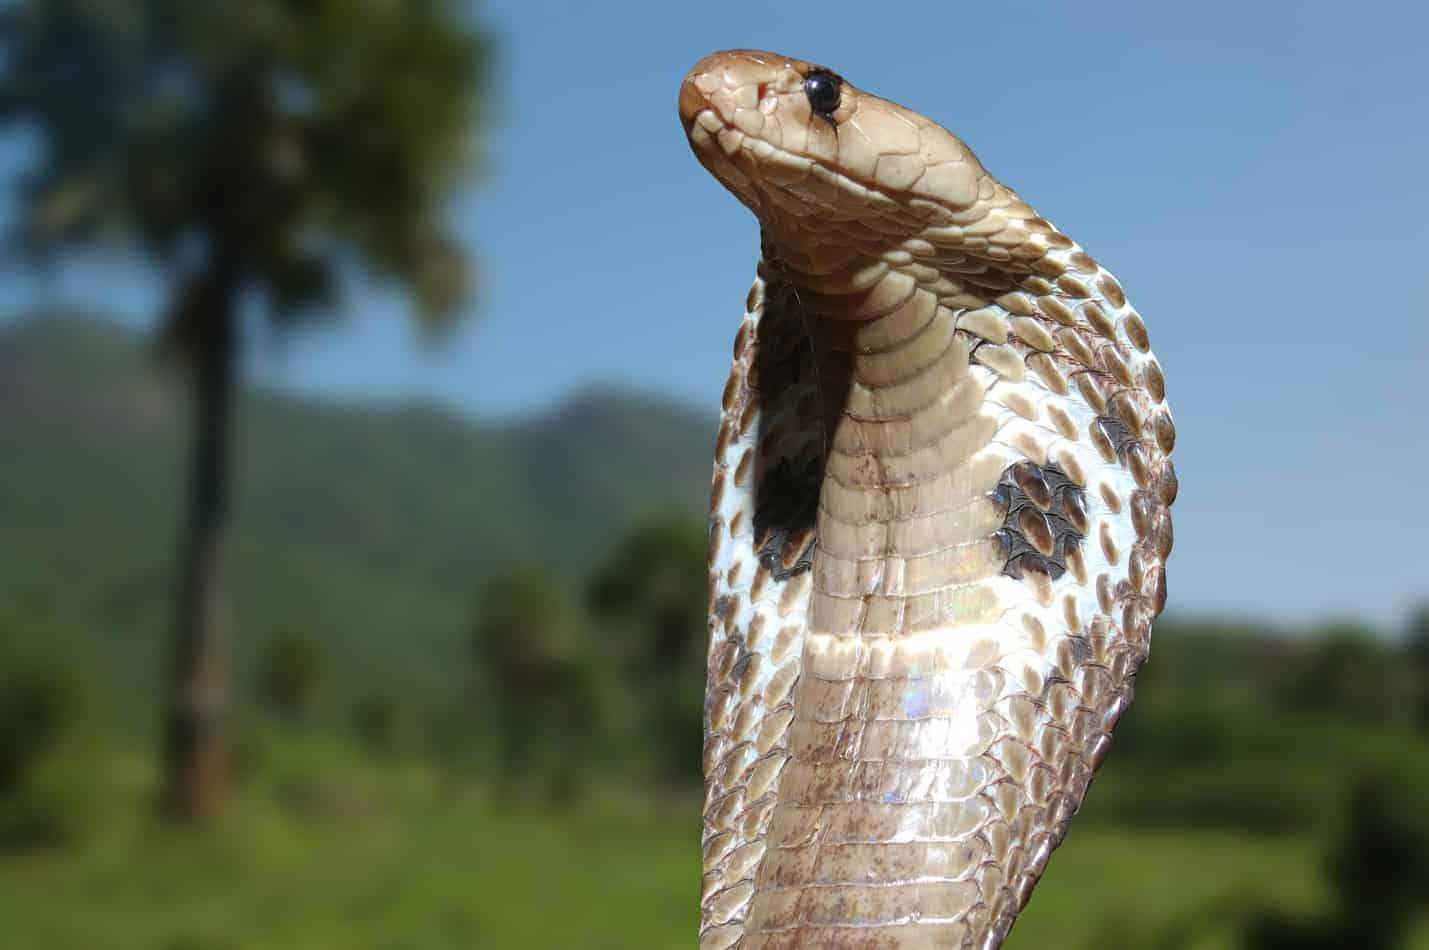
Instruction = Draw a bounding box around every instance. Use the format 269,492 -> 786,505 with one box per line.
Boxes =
1,0 -> 494,819
0,736 -> 698,950
473,570 -> 596,802
587,514 -> 708,785
256,636 -> 325,723
3,318 -> 1429,946
0,316 -> 712,730
0,729 -> 1425,950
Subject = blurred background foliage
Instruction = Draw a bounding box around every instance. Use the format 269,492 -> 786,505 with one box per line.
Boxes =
0,1 -> 1427,949
4,319 -> 1429,950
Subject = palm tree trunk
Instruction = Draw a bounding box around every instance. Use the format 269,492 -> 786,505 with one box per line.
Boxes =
160,265 -> 239,821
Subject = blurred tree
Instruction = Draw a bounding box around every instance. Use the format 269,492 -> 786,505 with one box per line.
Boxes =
1407,604 -> 1429,665
588,514 -> 707,673
0,660 -> 100,852
1406,604 -> 1429,729
352,694 -> 410,758
0,0 -> 492,820
1245,773 -> 1429,949
0,665 -> 83,795
255,634 -> 323,722
587,514 -> 707,785
1276,623 -> 1410,726
473,571 -> 597,803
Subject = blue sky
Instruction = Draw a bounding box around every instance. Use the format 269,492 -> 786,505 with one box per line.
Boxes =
2,0 -> 1426,627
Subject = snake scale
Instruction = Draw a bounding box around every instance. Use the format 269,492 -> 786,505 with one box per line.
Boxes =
680,50 -> 1176,948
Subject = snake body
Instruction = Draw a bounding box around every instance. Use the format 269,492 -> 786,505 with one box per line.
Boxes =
680,50 -> 1176,948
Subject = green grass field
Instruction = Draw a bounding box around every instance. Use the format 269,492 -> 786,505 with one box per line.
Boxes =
4,735 -> 1426,950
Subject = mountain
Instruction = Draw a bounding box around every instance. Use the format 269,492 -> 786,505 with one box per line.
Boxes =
0,314 -> 717,721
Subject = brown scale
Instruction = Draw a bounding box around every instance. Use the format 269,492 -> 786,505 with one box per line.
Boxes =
682,50 -> 1182,950
993,461 -> 1089,580
971,281 -> 1179,936
1093,413 -> 1137,464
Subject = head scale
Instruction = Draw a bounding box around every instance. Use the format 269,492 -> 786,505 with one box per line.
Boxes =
678,48 -> 1043,296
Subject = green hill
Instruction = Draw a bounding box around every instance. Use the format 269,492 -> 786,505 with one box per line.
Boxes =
0,314 -> 717,724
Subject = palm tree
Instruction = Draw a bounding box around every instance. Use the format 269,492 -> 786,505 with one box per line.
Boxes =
0,0 -> 492,820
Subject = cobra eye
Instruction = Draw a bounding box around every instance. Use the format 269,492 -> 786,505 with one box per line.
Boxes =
803,70 -> 842,117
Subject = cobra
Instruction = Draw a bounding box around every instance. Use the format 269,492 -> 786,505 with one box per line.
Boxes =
680,50 -> 1176,948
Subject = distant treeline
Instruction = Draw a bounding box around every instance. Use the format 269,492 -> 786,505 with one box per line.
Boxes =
6,502 -> 1428,809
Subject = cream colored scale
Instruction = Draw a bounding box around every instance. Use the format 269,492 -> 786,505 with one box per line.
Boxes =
684,49 -> 1175,950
